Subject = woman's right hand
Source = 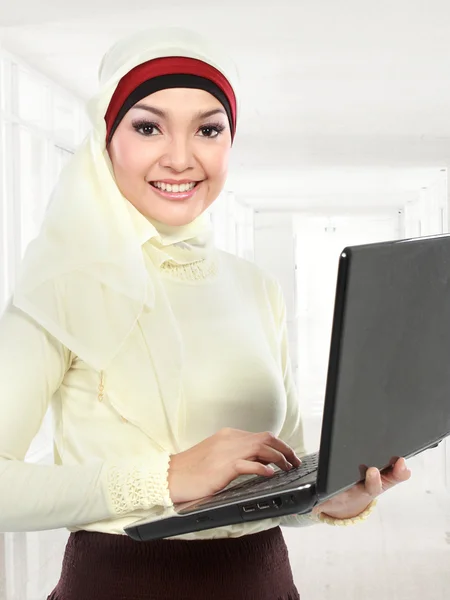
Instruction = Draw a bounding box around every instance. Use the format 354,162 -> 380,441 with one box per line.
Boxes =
167,427 -> 302,504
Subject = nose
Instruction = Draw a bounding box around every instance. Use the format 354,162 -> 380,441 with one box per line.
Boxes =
159,135 -> 195,173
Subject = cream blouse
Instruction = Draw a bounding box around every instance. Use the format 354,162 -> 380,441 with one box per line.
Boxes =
0,236 -> 317,539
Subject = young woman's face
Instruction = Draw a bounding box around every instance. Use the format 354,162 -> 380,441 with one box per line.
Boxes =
108,87 -> 232,226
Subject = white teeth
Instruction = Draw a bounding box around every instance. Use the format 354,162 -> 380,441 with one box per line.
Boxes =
152,181 -> 197,193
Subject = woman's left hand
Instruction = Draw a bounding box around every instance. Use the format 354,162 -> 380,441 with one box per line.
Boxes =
311,457 -> 412,520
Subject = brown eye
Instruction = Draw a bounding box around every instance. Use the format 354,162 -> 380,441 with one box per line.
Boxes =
140,124 -> 157,135
132,120 -> 161,136
197,124 -> 225,138
200,127 -> 218,138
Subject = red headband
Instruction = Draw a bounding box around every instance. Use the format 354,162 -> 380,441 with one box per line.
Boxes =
105,56 -> 237,141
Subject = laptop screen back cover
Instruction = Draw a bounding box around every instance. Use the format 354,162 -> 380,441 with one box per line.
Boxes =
316,234 -> 450,500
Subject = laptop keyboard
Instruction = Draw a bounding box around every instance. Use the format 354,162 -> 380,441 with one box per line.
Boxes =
210,452 -> 319,504
176,453 -> 320,514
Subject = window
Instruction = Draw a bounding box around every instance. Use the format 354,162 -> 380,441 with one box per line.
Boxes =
17,126 -> 50,256
15,65 -> 51,130
12,65 -> 50,131
0,49 -> 87,313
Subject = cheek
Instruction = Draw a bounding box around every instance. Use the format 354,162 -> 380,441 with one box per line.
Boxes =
110,134 -> 148,180
205,145 -> 230,181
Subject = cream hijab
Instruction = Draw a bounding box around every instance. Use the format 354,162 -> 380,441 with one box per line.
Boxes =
13,28 -> 240,375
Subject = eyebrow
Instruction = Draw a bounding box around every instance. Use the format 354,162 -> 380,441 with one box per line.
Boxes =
131,103 -> 227,121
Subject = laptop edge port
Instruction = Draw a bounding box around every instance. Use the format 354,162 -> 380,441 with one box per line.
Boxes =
242,504 -> 256,513
257,501 -> 271,510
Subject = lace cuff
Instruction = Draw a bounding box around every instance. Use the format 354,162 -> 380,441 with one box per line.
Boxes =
105,453 -> 173,516
281,499 -> 378,528
316,498 -> 378,526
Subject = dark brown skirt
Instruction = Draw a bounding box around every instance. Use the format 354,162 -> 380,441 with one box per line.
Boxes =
47,526 -> 299,600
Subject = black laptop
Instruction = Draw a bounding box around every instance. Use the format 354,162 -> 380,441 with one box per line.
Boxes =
125,233 -> 450,542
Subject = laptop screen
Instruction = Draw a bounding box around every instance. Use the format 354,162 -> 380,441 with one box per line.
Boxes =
316,234 -> 450,499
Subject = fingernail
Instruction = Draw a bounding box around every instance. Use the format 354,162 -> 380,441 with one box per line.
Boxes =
401,459 -> 407,471
286,462 -> 293,470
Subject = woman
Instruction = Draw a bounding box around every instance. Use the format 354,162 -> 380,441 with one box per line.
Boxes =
0,28 -> 411,599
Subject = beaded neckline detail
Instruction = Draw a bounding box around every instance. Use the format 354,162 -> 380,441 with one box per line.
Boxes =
159,257 -> 218,281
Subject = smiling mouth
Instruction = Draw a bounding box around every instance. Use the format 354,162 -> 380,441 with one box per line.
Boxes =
150,181 -> 200,193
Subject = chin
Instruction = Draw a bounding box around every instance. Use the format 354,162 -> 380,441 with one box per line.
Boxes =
159,216 -> 197,227
147,200 -> 211,227
147,208 -> 204,227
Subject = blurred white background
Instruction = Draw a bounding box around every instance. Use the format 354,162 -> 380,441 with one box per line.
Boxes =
1,1 -> 450,598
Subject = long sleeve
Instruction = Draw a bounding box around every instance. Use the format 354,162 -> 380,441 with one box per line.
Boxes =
270,281 -> 322,528
0,302 -> 173,533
